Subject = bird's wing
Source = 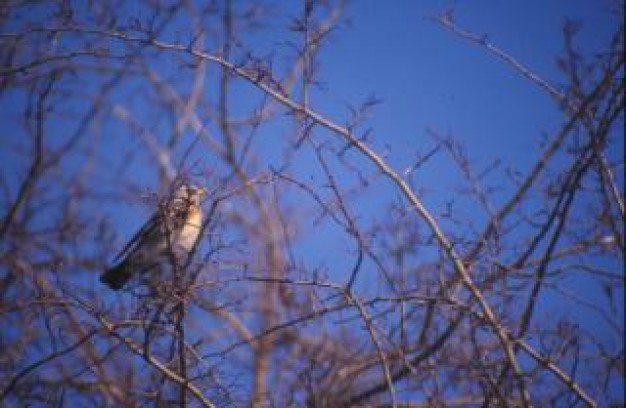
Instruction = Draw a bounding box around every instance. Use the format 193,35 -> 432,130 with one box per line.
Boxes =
112,211 -> 162,263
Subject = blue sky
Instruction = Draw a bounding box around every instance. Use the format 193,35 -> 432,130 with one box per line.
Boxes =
263,4 -> 623,400
319,0 -> 618,162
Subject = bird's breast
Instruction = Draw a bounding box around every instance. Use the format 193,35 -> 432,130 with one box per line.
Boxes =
177,207 -> 203,251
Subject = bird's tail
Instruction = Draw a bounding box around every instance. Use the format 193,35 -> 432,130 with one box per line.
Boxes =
100,261 -> 131,290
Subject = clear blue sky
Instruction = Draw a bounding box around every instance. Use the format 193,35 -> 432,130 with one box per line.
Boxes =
319,0 -> 618,165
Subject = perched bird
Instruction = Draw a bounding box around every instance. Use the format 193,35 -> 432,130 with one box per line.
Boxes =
100,183 -> 206,290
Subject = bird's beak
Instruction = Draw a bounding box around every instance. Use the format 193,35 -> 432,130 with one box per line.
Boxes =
192,186 -> 208,202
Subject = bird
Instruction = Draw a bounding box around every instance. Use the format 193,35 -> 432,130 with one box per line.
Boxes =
100,183 -> 207,290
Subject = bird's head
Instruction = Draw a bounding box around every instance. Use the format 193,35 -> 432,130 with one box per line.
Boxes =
173,183 -> 207,206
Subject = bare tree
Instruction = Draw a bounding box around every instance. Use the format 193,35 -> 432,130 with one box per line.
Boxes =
0,1 -> 623,407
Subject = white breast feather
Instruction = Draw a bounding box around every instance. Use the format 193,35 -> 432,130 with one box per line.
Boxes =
177,207 -> 202,251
